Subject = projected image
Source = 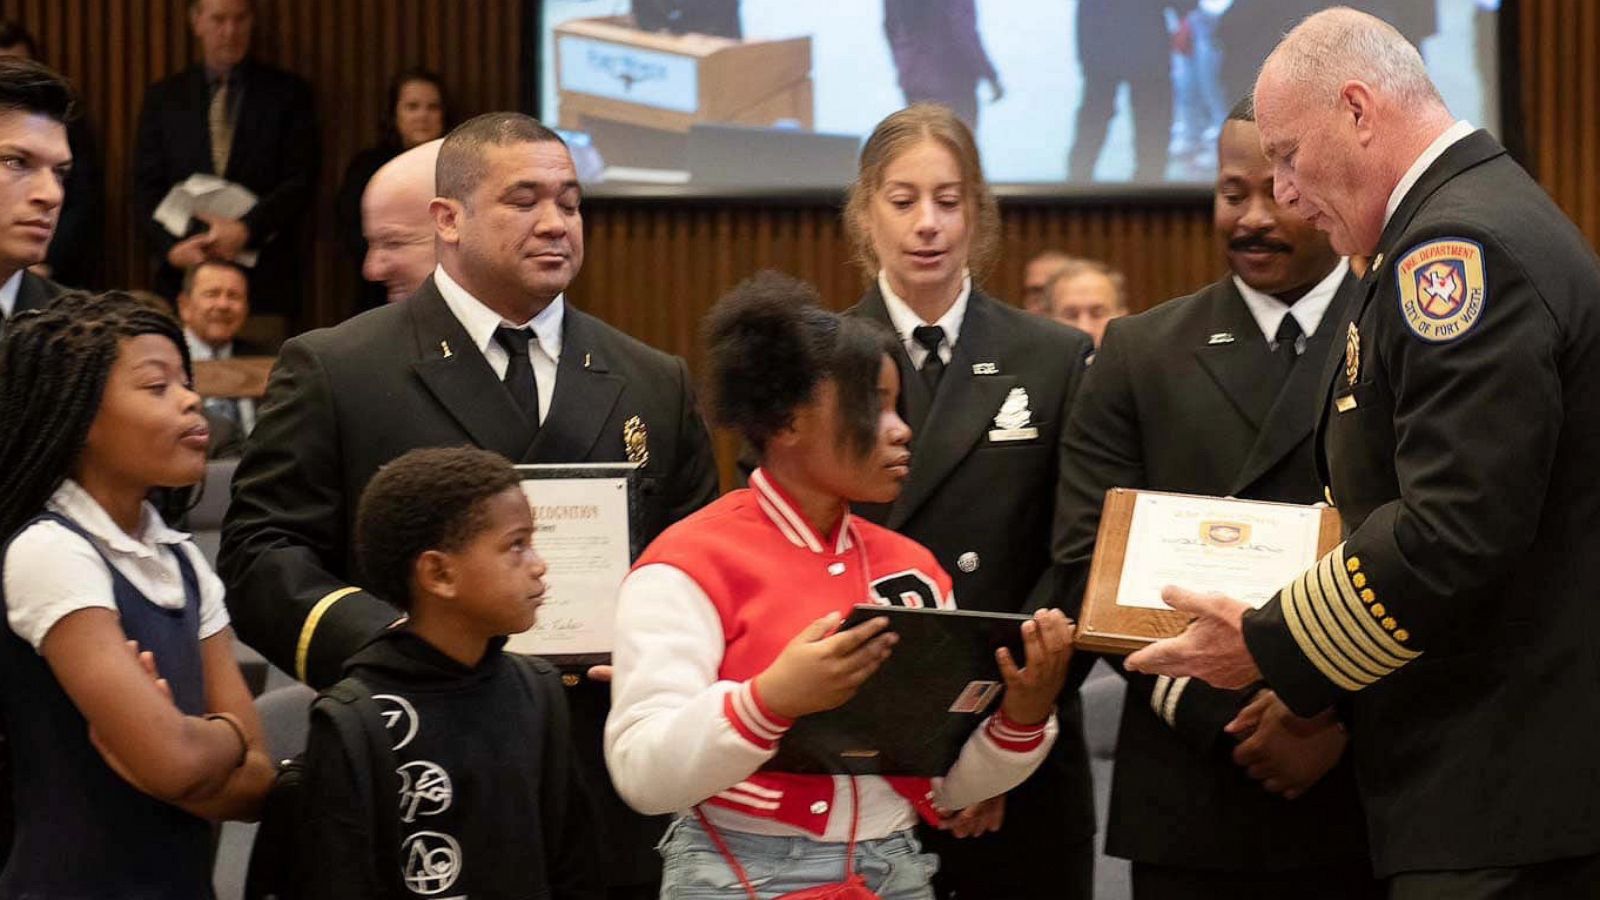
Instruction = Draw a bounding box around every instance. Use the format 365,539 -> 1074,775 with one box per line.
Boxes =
537,0 -> 1501,194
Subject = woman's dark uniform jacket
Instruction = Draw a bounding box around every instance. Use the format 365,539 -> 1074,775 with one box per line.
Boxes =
218,276 -> 719,885
849,286 -> 1099,897
1241,130 -> 1600,877
1050,271 -> 1373,875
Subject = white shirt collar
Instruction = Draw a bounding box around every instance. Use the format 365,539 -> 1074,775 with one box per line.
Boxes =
0,270 -> 22,318
184,327 -> 232,361
877,270 -> 971,363
748,468 -> 855,555
433,264 -> 565,363
46,478 -> 191,558
1384,120 -> 1476,228
1233,258 -> 1350,346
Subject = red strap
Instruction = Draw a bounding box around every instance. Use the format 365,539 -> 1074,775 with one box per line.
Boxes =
693,775 -> 862,895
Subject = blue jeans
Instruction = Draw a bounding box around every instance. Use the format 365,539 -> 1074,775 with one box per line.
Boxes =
658,816 -> 939,899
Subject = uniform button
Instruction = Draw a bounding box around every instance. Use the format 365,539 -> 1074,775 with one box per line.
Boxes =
1394,629 -> 1411,643
1360,589 -> 1376,604
1352,573 -> 1367,588
1345,556 -> 1362,573
1370,603 -> 1386,617
1381,617 -> 1397,631
810,800 -> 829,815
957,552 -> 979,573
561,674 -> 580,687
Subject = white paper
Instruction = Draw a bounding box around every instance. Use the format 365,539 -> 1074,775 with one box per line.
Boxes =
504,474 -> 633,657
151,174 -> 260,267
1115,492 -> 1324,611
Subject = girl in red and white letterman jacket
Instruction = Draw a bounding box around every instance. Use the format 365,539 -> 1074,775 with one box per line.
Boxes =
604,274 -> 1075,898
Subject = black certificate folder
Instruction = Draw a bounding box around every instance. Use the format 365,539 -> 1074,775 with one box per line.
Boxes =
764,605 -> 1030,777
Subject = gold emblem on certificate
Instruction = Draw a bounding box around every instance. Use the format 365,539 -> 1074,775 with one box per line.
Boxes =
987,387 -> 1039,442
622,415 -> 649,466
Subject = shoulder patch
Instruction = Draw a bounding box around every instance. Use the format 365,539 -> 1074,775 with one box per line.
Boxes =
1395,238 -> 1487,342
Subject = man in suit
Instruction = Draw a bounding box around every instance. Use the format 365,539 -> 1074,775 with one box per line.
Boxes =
1129,10 -> 1600,895
133,0 -> 318,323
178,259 -> 266,458
1041,256 -> 1127,349
361,138 -> 442,305
1067,0 -> 1172,182
1053,97 -> 1379,899
0,21 -> 101,290
884,0 -> 1003,131
220,112 -> 718,899
0,57 -> 70,336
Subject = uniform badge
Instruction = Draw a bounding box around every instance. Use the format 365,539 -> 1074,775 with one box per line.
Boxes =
622,415 -> 649,466
988,387 -> 1038,442
1345,322 -> 1361,387
1207,332 -> 1235,345
1396,238 -> 1487,343
971,362 -> 999,376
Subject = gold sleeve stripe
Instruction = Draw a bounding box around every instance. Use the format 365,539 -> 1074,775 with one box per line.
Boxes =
1281,571 -> 1368,691
1311,559 -> 1405,676
295,586 -> 364,683
1301,562 -> 1390,682
1323,551 -> 1420,665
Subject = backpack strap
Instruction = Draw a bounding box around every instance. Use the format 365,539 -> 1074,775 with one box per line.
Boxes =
319,677 -> 407,899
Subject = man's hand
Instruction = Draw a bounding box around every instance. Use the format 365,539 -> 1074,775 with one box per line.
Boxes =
1225,689 -> 1346,800
754,612 -> 897,720
166,233 -> 214,269
939,794 -> 1005,838
199,214 -> 250,261
1125,586 -> 1262,689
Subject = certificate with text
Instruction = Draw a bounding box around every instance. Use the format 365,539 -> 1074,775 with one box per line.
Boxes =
506,463 -> 641,666
1076,489 -> 1341,654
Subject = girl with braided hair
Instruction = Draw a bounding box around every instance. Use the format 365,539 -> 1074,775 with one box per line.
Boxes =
0,291 -> 274,897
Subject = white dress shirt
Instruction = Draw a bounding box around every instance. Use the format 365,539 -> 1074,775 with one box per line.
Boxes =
185,327 -> 257,434
878,270 -> 972,368
1233,259 -> 1350,354
0,270 -> 22,319
433,264 -> 563,423
1384,120 -> 1476,228
3,479 -> 230,651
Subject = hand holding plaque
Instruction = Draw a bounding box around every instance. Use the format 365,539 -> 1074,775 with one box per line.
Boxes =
1074,489 -> 1340,655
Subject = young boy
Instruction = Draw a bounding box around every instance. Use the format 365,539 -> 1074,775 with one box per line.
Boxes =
297,446 -> 602,898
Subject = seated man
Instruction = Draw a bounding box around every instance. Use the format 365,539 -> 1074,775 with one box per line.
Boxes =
1021,249 -> 1071,315
179,258 -> 265,457
1044,257 -> 1128,349
360,138 -> 441,305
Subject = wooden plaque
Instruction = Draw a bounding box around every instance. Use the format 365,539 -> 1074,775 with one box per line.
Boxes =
193,356 -> 275,399
1074,488 -> 1342,655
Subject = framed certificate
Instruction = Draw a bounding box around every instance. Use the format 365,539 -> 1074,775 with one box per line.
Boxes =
1075,489 -> 1341,655
506,462 -> 642,666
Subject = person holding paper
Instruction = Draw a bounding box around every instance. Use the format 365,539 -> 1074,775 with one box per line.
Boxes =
842,104 -> 1095,899
132,0 -> 318,320
1051,96 -> 1378,898
1127,9 -> 1600,894
220,112 -> 718,899
606,272 -> 1073,897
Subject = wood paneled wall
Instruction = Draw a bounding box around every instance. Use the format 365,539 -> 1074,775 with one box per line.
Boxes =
0,0 -> 1593,349
0,0 -> 524,323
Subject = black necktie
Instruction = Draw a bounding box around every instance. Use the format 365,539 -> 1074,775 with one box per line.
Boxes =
912,325 -> 946,390
494,326 -> 541,426
1273,314 -> 1303,376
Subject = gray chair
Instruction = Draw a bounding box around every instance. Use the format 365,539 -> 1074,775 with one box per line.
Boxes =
212,682 -> 316,900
